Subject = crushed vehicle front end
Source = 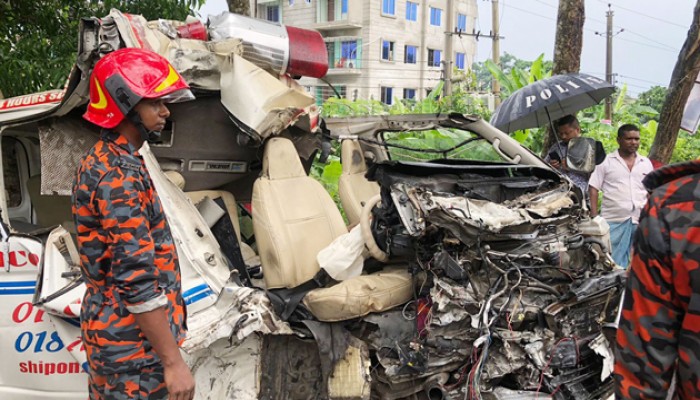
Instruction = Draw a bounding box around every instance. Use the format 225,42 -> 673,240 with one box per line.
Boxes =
325,114 -> 623,399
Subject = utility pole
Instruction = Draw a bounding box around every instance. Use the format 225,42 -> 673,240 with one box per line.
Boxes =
595,4 -> 624,120
492,0 -> 501,106
444,0 -> 455,97
605,4 -> 613,120
448,1 -> 503,99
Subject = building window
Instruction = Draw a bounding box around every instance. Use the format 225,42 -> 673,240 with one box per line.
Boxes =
430,7 -> 442,26
457,13 -> 467,31
381,86 -> 394,105
317,0 -> 347,22
404,45 -> 417,64
403,88 -> 416,100
328,38 -> 362,69
266,5 -> 280,22
306,0 -> 311,3
326,41 -> 335,66
341,40 -> 357,67
382,40 -> 395,61
406,1 -> 418,21
382,0 -> 396,16
428,49 -> 441,67
289,0 -> 294,6
314,85 -> 346,106
456,52 -> 465,70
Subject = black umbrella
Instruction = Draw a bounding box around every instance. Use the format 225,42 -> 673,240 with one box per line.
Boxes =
490,73 -> 615,133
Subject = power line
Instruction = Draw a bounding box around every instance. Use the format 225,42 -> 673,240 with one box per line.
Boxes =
596,0 -> 690,30
615,36 -> 678,53
617,74 -> 666,86
622,30 -> 679,52
501,3 -> 555,22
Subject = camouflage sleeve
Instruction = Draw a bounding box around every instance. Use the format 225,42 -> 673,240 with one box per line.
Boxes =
614,195 -> 682,399
94,166 -> 166,313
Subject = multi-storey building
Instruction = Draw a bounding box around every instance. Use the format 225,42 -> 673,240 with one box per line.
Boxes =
254,0 -> 478,105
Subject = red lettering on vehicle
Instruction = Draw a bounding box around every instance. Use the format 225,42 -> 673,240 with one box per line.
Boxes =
0,90 -> 64,112
0,250 -> 40,268
12,302 -> 45,324
18,361 -> 83,375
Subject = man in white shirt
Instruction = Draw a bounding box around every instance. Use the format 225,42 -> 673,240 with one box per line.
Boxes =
589,124 -> 653,267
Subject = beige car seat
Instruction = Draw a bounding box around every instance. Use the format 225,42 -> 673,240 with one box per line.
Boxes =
252,137 -> 414,322
338,139 -> 380,227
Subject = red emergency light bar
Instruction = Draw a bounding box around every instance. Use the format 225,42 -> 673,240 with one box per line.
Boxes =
208,12 -> 329,79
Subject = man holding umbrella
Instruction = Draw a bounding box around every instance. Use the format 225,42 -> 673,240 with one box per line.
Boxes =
489,72 -> 614,196
543,114 -> 593,192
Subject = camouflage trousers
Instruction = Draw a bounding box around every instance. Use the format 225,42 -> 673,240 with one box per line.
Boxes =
88,365 -> 167,400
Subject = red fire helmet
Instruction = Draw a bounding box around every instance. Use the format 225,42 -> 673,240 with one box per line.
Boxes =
83,48 -> 194,128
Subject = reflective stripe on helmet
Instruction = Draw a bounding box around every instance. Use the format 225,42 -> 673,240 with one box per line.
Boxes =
90,78 -> 108,110
155,65 -> 182,94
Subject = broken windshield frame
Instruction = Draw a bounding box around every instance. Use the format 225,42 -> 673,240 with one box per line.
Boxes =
379,127 -> 507,163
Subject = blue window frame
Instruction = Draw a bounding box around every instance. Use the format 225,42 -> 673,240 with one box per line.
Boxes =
266,5 -> 280,22
404,45 -> 417,64
341,40 -> 357,60
382,40 -> 395,61
457,13 -> 467,31
428,49 -> 441,67
430,7 -> 442,26
382,0 -> 396,16
381,86 -> 394,105
403,88 -> 416,100
406,2 -> 418,21
456,52 -> 465,70
341,0 -> 348,15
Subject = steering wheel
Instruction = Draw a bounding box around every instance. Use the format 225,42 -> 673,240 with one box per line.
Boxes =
360,194 -> 390,262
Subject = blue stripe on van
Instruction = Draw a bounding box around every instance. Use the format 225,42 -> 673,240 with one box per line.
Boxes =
0,288 -> 35,295
182,283 -> 209,298
0,280 -> 36,287
185,290 -> 214,305
0,281 -> 35,295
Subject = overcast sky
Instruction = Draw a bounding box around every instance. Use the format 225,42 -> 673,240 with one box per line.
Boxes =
197,0 -> 697,97
473,0 -> 696,97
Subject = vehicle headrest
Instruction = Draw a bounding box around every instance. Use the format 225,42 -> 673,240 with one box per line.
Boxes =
164,170 -> 186,190
262,137 -> 306,179
341,139 -> 368,175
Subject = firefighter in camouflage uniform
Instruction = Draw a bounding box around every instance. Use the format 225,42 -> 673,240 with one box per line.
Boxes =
73,48 -> 196,400
614,159 -> 700,399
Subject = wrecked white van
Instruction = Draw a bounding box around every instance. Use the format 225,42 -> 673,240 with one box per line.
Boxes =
0,9 -> 622,400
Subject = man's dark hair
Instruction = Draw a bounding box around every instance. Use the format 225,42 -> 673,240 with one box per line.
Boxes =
554,114 -> 579,130
618,124 -> 639,138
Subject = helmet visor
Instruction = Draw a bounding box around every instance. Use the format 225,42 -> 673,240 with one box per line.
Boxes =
159,88 -> 195,104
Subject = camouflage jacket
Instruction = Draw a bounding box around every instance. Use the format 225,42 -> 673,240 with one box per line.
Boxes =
72,131 -> 186,375
614,160 -> 700,399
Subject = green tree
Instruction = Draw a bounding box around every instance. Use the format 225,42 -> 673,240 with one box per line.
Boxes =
471,52 -> 553,92
0,0 -> 203,98
637,86 -> 668,117
224,0 -> 251,16
650,0 -> 700,163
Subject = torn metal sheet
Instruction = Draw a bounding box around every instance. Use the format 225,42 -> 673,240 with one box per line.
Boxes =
220,53 -> 318,142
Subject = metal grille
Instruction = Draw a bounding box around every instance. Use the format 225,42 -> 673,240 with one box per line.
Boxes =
38,117 -> 99,196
